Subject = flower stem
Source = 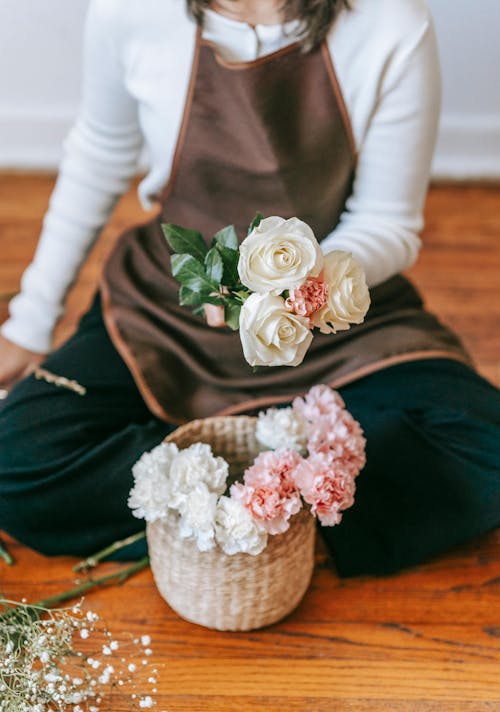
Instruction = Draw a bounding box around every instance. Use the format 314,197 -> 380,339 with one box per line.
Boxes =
35,556 -> 150,609
73,530 -> 147,572
0,536 -> 15,566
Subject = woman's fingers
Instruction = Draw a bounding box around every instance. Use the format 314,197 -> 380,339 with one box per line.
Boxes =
0,333 -> 45,391
203,303 -> 226,328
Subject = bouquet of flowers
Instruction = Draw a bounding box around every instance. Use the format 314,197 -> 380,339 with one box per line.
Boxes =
128,384 -> 366,557
163,214 -> 371,367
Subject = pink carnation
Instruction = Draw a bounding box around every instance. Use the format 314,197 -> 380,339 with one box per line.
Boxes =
293,452 -> 356,526
286,276 -> 328,319
244,449 -> 302,495
293,384 -> 345,422
307,410 -> 366,478
231,449 -> 303,534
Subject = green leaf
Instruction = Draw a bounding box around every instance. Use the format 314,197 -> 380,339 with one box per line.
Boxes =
224,302 -> 241,331
203,294 -> 225,306
204,247 -> 224,284
162,223 -> 208,263
171,253 -> 203,280
247,212 -> 264,235
213,225 -> 239,251
233,289 -> 252,303
217,245 -> 240,287
179,286 -> 205,306
171,254 -> 218,293
179,289 -> 224,307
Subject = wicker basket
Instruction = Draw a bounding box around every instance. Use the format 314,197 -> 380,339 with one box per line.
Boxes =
147,415 -> 316,631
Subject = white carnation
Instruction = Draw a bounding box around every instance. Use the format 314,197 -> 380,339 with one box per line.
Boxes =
177,482 -> 218,551
168,443 -> 228,511
128,442 -> 179,522
215,496 -> 268,556
256,406 -> 308,452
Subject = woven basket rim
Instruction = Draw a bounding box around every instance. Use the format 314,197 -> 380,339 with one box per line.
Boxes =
164,414 -> 258,440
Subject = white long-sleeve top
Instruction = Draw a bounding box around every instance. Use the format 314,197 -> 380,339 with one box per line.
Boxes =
1,0 -> 441,353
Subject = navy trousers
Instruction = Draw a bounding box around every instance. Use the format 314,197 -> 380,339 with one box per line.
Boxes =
1,294 -> 499,576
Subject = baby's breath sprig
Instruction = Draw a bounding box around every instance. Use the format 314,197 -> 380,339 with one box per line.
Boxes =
0,597 -> 163,711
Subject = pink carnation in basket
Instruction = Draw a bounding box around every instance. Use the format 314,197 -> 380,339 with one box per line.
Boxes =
231,449 -> 303,534
292,384 -> 345,422
293,452 -> 356,526
307,409 -> 366,478
244,449 -> 302,493
286,276 -> 328,319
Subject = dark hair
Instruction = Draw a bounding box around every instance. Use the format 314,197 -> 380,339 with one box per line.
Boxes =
186,0 -> 350,52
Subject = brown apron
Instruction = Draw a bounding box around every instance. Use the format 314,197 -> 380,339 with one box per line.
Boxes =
100,33 -> 470,425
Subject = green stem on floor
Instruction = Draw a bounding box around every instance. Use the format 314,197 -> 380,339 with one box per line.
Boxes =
0,536 -> 15,566
73,530 -> 147,572
34,556 -> 150,609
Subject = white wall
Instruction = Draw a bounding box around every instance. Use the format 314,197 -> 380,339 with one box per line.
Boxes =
428,0 -> 500,178
0,0 -> 88,167
0,0 -> 499,177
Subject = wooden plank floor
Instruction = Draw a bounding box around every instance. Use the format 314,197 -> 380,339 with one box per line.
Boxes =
1,174 -> 499,710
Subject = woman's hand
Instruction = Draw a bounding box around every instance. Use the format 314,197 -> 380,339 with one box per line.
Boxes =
0,333 -> 46,394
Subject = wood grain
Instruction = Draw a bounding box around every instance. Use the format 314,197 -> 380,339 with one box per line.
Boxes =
1,532 -> 499,710
0,175 -> 499,711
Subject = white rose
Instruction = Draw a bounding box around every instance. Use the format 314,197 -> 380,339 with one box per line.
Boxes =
239,293 -> 313,367
238,216 -> 323,294
312,251 -> 370,334
256,407 -> 308,453
215,496 -> 268,556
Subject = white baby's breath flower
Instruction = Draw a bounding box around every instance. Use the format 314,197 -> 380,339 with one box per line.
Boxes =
256,406 -> 308,452
44,673 -> 60,683
238,216 -> 323,294
128,442 -> 179,521
239,293 -> 313,367
168,443 -> 228,511
215,496 -> 268,555
312,251 -> 370,334
66,692 -> 83,704
177,482 -> 218,551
